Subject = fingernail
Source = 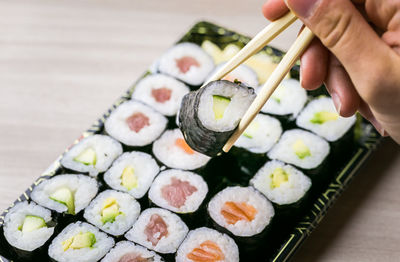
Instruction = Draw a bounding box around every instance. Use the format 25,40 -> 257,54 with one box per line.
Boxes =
286,0 -> 320,18
331,93 -> 341,115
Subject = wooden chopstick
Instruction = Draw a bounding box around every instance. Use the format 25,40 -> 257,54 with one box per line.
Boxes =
222,27 -> 315,152
204,11 -> 297,85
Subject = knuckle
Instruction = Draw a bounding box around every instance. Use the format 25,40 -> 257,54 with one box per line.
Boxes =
317,12 -> 353,49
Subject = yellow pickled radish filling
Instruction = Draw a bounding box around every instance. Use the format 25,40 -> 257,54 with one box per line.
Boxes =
73,147 -> 97,166
212,95 -> 231,120
101,197 -> 121,224
292,140 -> 311,159
270,168 -> 289,189
310,111 -> 339,124
62,232 -> 96,251
121,166 -> 138,190
243,121 -> 260,139
49,187 -> 75,215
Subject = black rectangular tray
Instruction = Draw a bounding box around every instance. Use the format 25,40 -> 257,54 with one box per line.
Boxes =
0,21 -> 382,262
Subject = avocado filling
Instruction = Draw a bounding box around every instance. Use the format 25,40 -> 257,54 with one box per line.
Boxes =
292,140 -> 311,159
270,168 -> 289,189
49,187 -> 75,215
73,147 -> 97,166
62,232 -> 96,251
121,166 -> 138,190
101,197 -> 122,224
243,121 -> 260,139
19,215 -> 47,233
212,95 -> 231,120
310,111 -> 339,124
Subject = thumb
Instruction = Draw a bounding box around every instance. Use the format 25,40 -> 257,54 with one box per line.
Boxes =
285,0 -> 394,100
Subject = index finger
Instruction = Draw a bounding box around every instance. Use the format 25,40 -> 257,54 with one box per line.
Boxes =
262,0 -> 289,21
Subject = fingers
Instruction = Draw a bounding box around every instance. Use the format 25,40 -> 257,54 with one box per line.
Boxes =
300,38 -> 328,90
358,100 -> 388,136
262,0 -> 289,21
324,54 -> 360,117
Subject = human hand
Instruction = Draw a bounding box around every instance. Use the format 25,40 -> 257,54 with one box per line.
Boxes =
263,0 -> 400,143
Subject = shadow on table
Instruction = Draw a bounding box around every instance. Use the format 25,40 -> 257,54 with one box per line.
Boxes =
292,138 -> 400,261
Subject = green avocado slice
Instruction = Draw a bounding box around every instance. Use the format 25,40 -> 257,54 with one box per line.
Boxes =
270,168 -> 289,189
310,111 -> 339,124
20,215 -> 47,233
62,232 -> 96,251
292,140 -> 311,159
121,166 -> 138,190
101,197 -> 121,224
49,187 -> 75,215
73,147 -> 97,166
212,95 -> 231,120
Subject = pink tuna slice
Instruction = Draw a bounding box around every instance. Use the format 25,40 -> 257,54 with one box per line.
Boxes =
126,112 -> 150,133
175,56 -> 200,73
161,177 -> 198,208
151,87 -> 172,103
118,253 -> 150,262
144,214 -> 168,246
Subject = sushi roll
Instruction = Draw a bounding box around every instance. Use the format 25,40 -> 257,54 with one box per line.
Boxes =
101,241 -> 164,262
103,151 -> 160,199
260,79 -> 307,117
152,129 -> 210,170
48,221 -> 114,262
61,135 -> 123,177
207,186 -> 274,237
125,208 -> 189,254
234,114 -> 282,154
105,100 -> 168,147
31,174 -> 98,215
131,74 -> 190,116
176,227 -> 239,262
148,169 -> 208,214
267,129 -> 330,170
206,63 -> 259,88
3,202 -> 55,252
250,160 -> 311,205
179,80 -> 256,156
158,42 -> 214,86
83,190 -> 141,236
296,96 -> 357,141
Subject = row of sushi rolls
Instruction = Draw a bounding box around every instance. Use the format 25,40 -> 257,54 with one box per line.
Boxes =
2,40 -> 357,262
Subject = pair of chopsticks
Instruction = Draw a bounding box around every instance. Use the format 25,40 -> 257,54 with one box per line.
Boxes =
205,11 -> 314,153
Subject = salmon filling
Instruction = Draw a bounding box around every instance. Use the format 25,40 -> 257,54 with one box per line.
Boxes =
126,112 -> 150,133
151,87 -> 172,103
220,201 -> 257,225
187,240 -> 225,262
175,138 -> 195,155
176,56 -> 200,74
161,177 -> 197,208
118,253 -> 149,262
144,214 -> 168,246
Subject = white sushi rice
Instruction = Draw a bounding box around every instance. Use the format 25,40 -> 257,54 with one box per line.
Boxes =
268,129 -> 330,169
48,221 -> 114,262
101,241 -> 163,262
105,100 -> 168,147
208,186 -> 274,237
148,169 -> 208,213
206,63 -> 259,88
176,227 -> 239,262
61,135 -> 123,177
250,160 -> 312,205
103,151 -> 160,199
131,74 -> 190,116
296,96 -> 357,141
158,42 -> 215,86
260,79 -> 307,116
3,201 -> 55,252
198,81 -> 256,132
83,190 -> 141,236
234,114 -> 282,153
152,129 -> 210,170
31,174 -> 98,214
125,208 -> 189,254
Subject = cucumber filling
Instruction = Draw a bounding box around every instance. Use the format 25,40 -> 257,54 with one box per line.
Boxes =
310,111 -> 339,124
62,232 -> 96,251
19,215 -> 47,233
243,121 -> 260,139
212,95 -> 231,120
73,147 -> 97,166
121,166 -> 138,190
49,187 -> 75,215
270,168 -> 289,189
292,140 -> 311,159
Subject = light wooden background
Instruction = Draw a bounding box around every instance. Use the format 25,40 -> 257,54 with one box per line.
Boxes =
1,0 -> 400,261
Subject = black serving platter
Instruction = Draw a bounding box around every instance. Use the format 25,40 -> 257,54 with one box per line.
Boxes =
0,21 -> 382,262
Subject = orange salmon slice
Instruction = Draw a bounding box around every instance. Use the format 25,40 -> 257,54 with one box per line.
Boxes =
187,240 -> 225,262
220,201 -> 257,225
175,138 -> 195,155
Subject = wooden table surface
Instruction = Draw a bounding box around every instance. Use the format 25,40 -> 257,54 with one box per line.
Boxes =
1,0 -> 400,261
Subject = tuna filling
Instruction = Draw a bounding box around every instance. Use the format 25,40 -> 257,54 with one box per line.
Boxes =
126,112 -> 150,133
151,87 -> 172,103
161,177 -> 197,208
118,253 -> 151,262
175,56 -> 200,73
144,214 -> 168,246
